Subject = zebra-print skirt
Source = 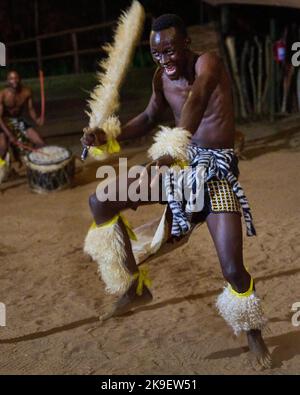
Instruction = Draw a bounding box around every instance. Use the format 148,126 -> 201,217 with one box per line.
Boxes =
164,145 -> 256,238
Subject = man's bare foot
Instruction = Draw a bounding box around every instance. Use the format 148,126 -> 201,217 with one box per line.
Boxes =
99,279 -> 153,322
247,329 -> 272,369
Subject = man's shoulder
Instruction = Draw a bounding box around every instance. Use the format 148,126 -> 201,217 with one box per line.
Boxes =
21,85 -> 32,96
152,67 -> 164,90
195,51 -> 222,75
0,87 -> 9,96
0,88 -> 11,102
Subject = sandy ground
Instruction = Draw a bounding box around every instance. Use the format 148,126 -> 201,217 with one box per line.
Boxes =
0,121 -> 300,375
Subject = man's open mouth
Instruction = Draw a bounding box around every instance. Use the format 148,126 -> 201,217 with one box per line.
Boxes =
164,65 -> 177,76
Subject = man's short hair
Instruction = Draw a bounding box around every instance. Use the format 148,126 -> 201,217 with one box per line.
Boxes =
7,70 -> 20,78
151,14 -> 187,37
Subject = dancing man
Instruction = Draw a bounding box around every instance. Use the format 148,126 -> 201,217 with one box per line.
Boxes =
82,14 -> 271,368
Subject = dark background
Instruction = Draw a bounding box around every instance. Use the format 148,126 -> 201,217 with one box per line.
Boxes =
0,1 -> 299,79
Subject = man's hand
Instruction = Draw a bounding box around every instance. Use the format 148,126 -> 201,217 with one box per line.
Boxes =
36,117 -> 44,127
80,128 -> 107,147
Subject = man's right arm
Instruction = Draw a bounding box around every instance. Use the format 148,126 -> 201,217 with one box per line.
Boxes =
82,69 -> 168,146
118,68 -> 168,141
0,91 -> 15,142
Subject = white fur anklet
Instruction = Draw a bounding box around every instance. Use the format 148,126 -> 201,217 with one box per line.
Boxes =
84,215 -> 133,295
148,126 -> 191,162
216,280 -> 267,336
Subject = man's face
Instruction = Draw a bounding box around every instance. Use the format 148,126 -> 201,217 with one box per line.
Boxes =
7,72 -> 21,89
150,27 -> 188,80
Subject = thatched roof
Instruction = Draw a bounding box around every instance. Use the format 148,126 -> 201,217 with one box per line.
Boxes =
203,0 -> 300,8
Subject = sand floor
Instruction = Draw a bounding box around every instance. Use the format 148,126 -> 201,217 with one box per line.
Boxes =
0,122 -> 300,375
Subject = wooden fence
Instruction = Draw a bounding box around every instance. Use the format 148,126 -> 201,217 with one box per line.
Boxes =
6,15 -> 152,73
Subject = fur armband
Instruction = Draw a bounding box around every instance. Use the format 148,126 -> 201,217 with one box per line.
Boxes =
148,126 -> 191,162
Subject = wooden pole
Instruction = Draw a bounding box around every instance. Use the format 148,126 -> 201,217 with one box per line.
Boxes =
270,18 -> 276,122
241,40 -> 251,115
262,36 -> 271,113
249,45 -> 257,115
34,0 -> 42,71
71,32 -> 80,73
39,70 -> 45,124
199,0 -> 204,24
225,36 -> 247,119
36,38 -> 42,71
100,0 -> 108,42
220,5 -> 230,36
34,0 -> 39,36
254,36 -> 263,115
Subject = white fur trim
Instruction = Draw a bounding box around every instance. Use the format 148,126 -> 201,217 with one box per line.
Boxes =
84,222 -> 132,295
216,285 -> 268,335
148,126 -> 191,161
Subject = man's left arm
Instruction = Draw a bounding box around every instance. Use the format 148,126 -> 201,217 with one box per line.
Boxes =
27,89 -> 43,126
178,52 -> 221,134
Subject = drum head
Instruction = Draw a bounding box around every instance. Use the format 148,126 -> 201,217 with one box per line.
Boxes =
28,146 -> 71,166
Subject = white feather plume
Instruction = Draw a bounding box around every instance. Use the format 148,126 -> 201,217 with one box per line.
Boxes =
86,1 -> 145,138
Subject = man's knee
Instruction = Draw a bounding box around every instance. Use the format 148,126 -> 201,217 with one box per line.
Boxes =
89,193 -> 104,214
89,192 -> 117,222
0,134 -> 8,157
26,128 -> 44,146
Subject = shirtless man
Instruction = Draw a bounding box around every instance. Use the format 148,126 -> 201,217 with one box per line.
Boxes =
82,14 -> 271,368
0,70 -> 45,161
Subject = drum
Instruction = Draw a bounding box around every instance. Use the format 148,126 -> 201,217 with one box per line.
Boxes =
25,146 -> 75,193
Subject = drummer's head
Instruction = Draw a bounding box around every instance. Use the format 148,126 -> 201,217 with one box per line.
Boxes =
7,70 -> 21,90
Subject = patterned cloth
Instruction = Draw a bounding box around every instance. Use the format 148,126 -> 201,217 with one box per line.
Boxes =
4,117 -> 31,142
164,144 -> 256,238
207,179 -> 241,213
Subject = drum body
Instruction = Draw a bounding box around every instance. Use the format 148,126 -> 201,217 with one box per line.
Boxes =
25,146 -> 75,193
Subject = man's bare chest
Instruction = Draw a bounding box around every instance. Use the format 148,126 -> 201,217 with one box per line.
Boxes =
3,91 -> 28,110
163,81 -> 192,118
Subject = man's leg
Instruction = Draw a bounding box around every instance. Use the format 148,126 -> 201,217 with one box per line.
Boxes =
25,127 -> 45,147
0,133 -> 9,183
0,132 -> 8,158
206,212 -> 271,368
84,172 -> 163,319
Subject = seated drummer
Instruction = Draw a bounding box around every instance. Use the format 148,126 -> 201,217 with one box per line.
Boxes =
0,70 -> 45,165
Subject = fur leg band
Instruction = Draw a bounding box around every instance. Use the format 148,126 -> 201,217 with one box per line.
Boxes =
216,279 -> 267,335
84,214 -> 136,295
